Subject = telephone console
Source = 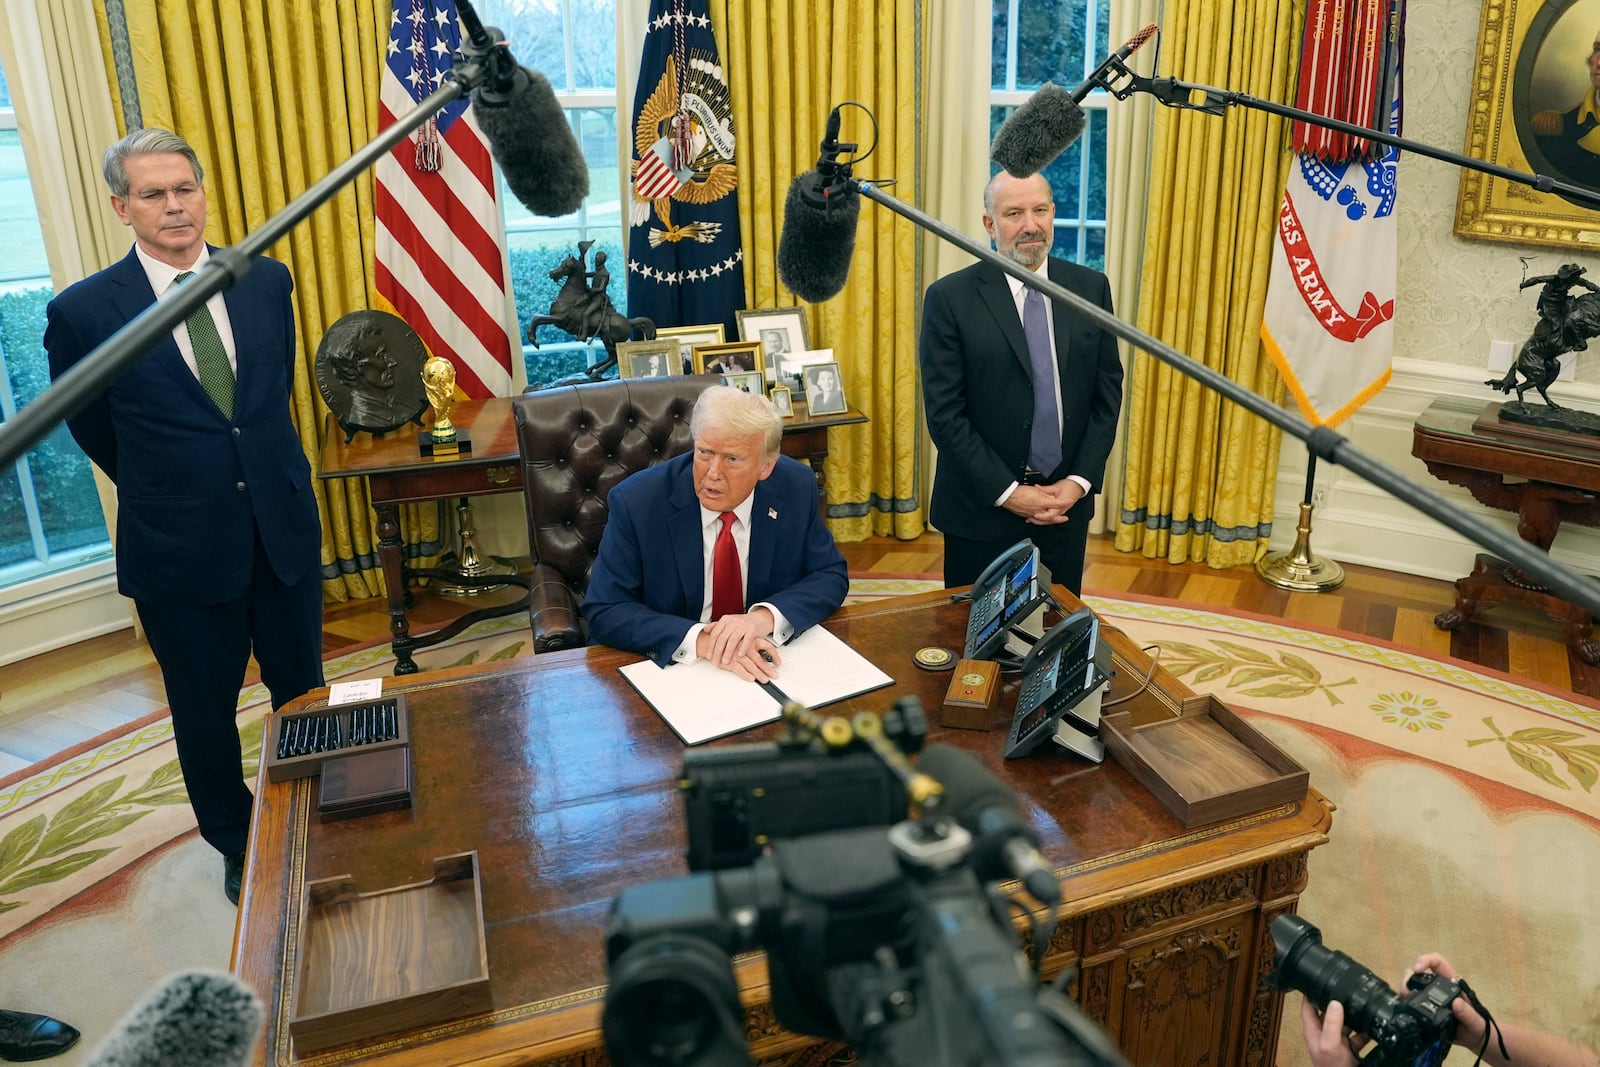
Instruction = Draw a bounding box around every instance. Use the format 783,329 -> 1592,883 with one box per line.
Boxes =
1004,607 -> 1113,763
963,539 -> 1054,663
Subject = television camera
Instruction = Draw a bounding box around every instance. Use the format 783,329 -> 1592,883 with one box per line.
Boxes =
600,700 -> 1132,1067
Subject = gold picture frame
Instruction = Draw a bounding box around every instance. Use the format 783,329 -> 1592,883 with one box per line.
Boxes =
692,340 -> 764,377
1455,0 -> 1600,248
617,339 -> 682,379
770,385 -> 794,417
656,323 -> 726,375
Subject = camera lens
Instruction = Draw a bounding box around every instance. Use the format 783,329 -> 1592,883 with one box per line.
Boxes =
603,934 -> 748,1067
1263,915 -> 1400,1046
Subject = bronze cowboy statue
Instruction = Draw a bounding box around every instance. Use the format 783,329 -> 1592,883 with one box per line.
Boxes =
1486,263 -> 1600,409
528,240 -> 656,379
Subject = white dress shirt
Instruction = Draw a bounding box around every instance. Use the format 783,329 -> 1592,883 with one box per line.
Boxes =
670,493 -> 794,664
134,243 -> 239,380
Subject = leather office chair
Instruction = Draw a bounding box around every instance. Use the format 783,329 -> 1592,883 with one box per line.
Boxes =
513,374 -> 720,652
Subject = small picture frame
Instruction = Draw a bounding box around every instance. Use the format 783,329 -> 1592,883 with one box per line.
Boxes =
736,307 -> 811,382
724,370 -> 766,396
617,339 -> 682,379
770,385 -> 794,417
693,340 -> 764,377
802,361 -> 847,416
657,323 -> 726,375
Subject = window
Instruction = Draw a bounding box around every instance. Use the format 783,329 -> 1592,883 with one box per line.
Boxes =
0,62 -> 112,595
474,0 -> 622,382
991,0 -> 1112,270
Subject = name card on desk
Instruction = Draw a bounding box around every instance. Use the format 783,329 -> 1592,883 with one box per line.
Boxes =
619,625 -> 893,745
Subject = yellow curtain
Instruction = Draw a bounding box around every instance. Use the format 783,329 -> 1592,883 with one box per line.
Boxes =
95,0 -> 443,602
1113,0 -> 1303,568
711,0 -> 925,541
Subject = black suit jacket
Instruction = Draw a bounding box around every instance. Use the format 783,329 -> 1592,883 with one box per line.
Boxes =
44,246 -> 320,607
918,257 -> 1123,541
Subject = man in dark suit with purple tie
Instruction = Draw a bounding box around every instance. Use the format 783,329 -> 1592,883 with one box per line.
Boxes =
919,170 -> 1123,595
44,128 -> 323,906
583,386 -> 847,681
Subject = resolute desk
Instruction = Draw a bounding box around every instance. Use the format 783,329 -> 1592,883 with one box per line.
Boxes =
233,588 -> 1332,1067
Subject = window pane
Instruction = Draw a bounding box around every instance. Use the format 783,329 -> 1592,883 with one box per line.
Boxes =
1016,0 -> 1084,91
0,130 -> 49,283
481,0 -> 616,92
991,0 -> 1012,89
1086,108 -> 1107,219
1040,140 -> 1081,221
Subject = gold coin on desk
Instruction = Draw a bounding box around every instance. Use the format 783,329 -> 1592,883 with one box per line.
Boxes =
913,646 -> 956,671
960,672 -> 987,687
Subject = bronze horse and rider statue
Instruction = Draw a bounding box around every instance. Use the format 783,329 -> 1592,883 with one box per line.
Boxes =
528,240 -> 655,381
1485,262 -> 1600,410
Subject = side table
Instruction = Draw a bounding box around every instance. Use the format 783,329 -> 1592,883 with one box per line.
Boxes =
1412,396 -> 1600,663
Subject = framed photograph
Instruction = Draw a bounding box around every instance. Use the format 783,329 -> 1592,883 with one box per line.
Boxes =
801,362 -> 847,415
1455,0 -> 1600,248
617,339 -> 681,379
770,385 -> 794,417
657,323 -> 726,375
693,340 -> 764,377
724,370 -> 765,396
735,307 -> 811,381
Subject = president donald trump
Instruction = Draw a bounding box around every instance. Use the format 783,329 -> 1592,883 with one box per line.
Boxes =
583,386 -> 847,681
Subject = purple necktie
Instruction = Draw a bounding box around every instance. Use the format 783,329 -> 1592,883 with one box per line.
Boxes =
1023,288 -> 1061,475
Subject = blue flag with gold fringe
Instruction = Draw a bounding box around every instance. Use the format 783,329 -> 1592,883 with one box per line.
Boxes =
626,0 -> 744,338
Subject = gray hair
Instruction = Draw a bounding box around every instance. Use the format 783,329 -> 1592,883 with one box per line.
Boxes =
982,169 -> 1053,216
691,385 -> 782,457
102,128 -> 204,198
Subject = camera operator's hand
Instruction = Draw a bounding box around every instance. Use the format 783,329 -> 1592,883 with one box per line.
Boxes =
1401,954 -> 1600,1067
697,609 -> 781,682
1299,999 -> 1360,1067
1403,954 -> 1484,1051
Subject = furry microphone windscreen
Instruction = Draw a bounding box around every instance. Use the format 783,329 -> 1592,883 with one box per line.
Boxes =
472,67 -> 590,218
775,174 -> 861,304
86,970 -> 264,1067
989,82 -> 1087,179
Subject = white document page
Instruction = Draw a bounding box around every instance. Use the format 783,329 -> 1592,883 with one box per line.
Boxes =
618,625 -> 894,746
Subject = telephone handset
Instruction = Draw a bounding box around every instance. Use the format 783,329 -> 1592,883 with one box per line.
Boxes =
1004,607 -> 1113,761
963,539 -> 1053,662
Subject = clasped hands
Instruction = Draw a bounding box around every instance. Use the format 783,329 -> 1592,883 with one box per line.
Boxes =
1005,479 -> 1085,525
695,606 -> 782,682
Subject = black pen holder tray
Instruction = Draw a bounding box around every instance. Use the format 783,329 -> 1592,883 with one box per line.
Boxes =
266,693 -> 410,783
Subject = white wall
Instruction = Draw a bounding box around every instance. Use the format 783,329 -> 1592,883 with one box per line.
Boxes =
1263,0 -> 1600,581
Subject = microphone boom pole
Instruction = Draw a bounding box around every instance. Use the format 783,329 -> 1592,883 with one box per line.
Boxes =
0,35 -> 503,471
850,178 -> 1600,617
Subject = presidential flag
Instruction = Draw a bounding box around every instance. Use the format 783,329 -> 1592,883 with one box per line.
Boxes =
626,0 -> 744,334
1262,0 -> 1405,427
375,0 -> 516,398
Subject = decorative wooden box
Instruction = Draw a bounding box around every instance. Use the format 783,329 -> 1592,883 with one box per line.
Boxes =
266,693 -> 409,783
1100,694 -> 1309,827
289,852 -> 490,1052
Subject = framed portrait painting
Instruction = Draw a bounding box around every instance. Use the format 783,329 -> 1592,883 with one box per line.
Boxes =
735,307 -> 811,381
1455,0 -> 1600,248
617,339 -> 681,379
656,323 -> 725,375
693,340 -> 764,377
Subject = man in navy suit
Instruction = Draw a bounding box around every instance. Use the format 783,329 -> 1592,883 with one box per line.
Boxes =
584,386 -> 848,681
919,169 -> 1123,595
44,128 -> 323,905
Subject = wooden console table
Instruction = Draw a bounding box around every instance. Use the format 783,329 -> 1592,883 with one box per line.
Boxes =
1412,395 -> 1600,662
235,587 -> 1332,1067
320,397 -> 867,674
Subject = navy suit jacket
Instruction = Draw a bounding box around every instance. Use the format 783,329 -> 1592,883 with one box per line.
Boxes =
919,256 -> 1124,541
44,246 -> 320,607
583,451 -> 849,665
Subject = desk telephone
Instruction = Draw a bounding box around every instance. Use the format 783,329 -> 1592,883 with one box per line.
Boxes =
1005,607 -> 1113,762
963,539 -> 1053,662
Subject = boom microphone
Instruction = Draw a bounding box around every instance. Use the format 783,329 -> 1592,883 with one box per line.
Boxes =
990,22 -> 1158,178
776,106 -> 862,303
918,744 -> 1062,906
471,66 -> 591,218
85,970 -> 263,1067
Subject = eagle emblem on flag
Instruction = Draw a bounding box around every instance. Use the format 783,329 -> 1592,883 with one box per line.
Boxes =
631,54 -> 739,247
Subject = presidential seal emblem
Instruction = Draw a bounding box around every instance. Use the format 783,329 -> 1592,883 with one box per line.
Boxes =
631,52 -> 738,246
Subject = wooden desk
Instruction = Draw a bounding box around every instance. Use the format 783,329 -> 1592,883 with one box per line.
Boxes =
319,399 -> 528,676
1412,396 -> 1600,662
320,398 -> 868,674
235,589 -> 1332,1066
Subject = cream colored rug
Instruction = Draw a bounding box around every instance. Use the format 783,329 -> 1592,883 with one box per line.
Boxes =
3,585 -> 1595,1063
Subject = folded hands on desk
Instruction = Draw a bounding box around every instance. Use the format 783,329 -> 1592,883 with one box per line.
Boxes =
696,607 -> 783,683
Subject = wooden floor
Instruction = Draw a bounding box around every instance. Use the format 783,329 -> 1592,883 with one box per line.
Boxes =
2,532 -> 1596,777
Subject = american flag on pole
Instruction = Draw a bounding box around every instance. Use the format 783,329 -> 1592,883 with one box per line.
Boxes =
1261,0 -> 1405,427
627,0 -> 744,334
376,0 -> 516,399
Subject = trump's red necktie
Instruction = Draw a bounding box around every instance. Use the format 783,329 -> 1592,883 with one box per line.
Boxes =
711,511 -> 742,620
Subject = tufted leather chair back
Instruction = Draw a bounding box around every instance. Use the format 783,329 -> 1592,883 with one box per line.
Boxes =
512,374 -> 720,651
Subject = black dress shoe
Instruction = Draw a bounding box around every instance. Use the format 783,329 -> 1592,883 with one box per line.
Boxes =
224,852 -> 245,906
0,1009 -> 80,1061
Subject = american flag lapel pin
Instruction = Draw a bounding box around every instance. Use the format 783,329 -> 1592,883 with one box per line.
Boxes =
768,507 -> 778,520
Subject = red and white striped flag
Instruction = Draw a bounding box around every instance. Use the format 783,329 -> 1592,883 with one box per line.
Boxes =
375,0 -> 515,398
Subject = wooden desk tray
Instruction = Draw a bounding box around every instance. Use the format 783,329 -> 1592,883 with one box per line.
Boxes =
266,693 -> 410,783
1100,694 -> 1309,827
289,852 -> 490,1053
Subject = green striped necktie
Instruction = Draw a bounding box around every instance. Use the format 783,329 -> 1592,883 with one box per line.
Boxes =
174,271 -> 235,419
